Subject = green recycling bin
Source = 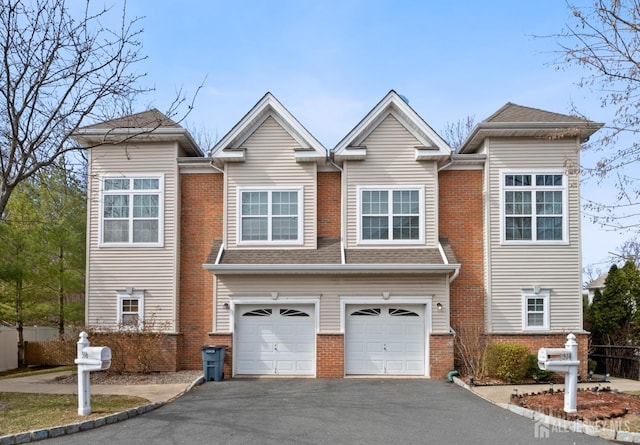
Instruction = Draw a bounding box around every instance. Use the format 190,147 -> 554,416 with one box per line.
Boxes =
201,345 -> 226,381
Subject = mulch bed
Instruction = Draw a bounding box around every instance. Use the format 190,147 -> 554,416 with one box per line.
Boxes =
515,387 -> 640,422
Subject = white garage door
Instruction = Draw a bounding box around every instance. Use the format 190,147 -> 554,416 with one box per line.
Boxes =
346,305 -> 425,375
235,305 -> 315,376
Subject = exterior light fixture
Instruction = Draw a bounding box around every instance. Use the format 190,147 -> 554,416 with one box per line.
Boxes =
436,302 -> 443,311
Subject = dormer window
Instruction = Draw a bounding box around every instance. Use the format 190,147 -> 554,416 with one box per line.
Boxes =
238,187 -> 303,244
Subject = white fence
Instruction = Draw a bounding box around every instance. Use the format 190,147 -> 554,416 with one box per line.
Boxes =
0,326 -> 59,372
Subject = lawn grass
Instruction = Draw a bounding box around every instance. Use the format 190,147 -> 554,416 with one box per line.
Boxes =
0,366 -> 75,380
0,392 -> 149,436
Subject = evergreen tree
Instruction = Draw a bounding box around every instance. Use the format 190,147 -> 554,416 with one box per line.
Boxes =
590,261 -> 640,344
0,160 -> 85,366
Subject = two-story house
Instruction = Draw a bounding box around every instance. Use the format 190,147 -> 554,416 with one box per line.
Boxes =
73,90 -> 601,378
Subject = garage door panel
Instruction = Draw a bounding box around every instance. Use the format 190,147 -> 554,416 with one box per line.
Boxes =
346,305 -> 426,376
405,343 -> 423,353
406,361 -> 424,372
297,343 -> 314,353
295,360 -> 314,371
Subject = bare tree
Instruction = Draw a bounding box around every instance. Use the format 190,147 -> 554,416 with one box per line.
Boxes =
0,0 -> 148,217
552,1 -> 640,231
441,115 -> 475,153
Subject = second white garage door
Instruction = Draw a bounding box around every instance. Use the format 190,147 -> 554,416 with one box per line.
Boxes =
345,305 -> 426,375
235,305 -> 316,376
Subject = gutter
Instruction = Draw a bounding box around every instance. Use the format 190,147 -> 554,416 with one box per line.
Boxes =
203,263 -> 461,275
438,241 -> 461,283
329,158 -> 346,265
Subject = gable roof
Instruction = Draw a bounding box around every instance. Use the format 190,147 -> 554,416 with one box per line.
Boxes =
210,92 -> 327,164
333,90 -> 451,163
73,109 -> 202,156
587,272 -> 608,290
81,109 -> 182,130
458,102 -> 603,154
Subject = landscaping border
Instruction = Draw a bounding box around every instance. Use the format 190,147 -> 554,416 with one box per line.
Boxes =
452,376 -> 640,443
0,376 -> 204,444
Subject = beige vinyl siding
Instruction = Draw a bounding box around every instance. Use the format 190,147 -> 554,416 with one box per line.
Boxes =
486,138 -> 582,333
225,116 -> 316,249
214,274 -> 449,333
87,142 -> 180,331
345,115 -> 437,249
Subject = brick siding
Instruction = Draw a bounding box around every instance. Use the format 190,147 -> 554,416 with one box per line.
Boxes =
178,172 -> 223,370
317,334 -> 344,378
430,333 -> 455,379
438,169 -> 485,332
317,171 -> 341,238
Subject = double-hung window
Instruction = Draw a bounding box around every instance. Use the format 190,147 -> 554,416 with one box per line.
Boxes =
239,188 -> 302,243
117,290 -> 144,330
359,186 -> 424,243
522,289 -> 550,331
503,172 -> 566,243
101,175 -> 164,247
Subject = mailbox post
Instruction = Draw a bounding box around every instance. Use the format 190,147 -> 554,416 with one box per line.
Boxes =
74,332 -> 111,416
538,333 -> 580,413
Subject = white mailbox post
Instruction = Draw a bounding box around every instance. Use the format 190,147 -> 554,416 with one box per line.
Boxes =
538,333 -> 580,413
74,332 -> 111,415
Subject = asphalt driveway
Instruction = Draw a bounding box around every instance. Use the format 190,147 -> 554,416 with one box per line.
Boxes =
40,379 -> 610,445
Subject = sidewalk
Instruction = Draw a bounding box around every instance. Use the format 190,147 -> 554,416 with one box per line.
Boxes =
0,370 -> 200,404
469,376 -> 640,405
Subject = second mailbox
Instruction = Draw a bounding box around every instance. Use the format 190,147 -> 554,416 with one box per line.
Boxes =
538,348 -> 575,371
76,346 -> 112,371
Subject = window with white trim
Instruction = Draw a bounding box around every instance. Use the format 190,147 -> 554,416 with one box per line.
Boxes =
522,289 -> 550,331
503,173 -> 566,242
101,176 -> 164,246
239,188 -> 302,243
358,186 -> 424,243
117,290 -> 144,329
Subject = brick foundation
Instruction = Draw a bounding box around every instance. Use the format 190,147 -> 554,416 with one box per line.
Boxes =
489,332 -> 589,378
208,333 -> 233,379
317,334 -> 344,378
430,333 -> 455,379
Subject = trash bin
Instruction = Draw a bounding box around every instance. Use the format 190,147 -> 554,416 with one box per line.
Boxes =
201,345 -> 226,381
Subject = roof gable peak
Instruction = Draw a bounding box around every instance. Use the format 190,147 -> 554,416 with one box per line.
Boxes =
211,92 -> 326,163
333,90 -> 451,163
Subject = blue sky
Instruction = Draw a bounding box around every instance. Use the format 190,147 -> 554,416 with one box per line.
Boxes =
122,0 -> 627,277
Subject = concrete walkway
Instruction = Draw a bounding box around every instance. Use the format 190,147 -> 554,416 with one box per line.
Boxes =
0,370 -> 196,404
470,376 -> 640,405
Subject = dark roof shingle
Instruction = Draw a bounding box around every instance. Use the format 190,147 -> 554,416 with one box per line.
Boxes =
82,109 -> 181,130
484,103 -> 587,124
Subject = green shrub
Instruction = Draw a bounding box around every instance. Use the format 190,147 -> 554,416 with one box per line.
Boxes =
484,343 -> 530,383
588,359 -> 598,374
528,354 -> 554,382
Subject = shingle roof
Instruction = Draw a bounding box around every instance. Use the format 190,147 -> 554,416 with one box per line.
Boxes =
587,273 -> 608,289
484,103 -> 587,124
205,237 -> 458,268
82,109 -> 181,130
345,248 -> 443,264
207,238 -> 342,265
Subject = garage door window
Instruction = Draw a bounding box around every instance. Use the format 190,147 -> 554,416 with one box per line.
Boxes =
243,308 -> 272,317
389,308 -> 419,317
280,308 -> 310,317
351,308 -> 381,316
